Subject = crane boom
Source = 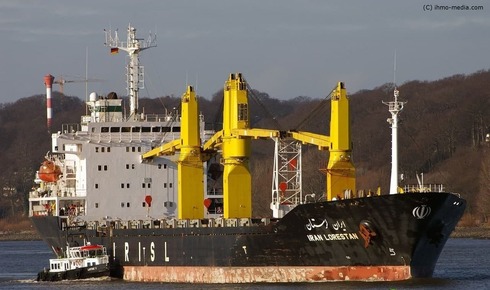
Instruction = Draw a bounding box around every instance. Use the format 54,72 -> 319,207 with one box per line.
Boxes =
142,139 -> 180,158
53,76 -> 102,94
287,131 -> 331,150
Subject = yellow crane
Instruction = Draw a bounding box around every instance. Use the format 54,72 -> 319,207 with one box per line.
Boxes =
142,75 -> 355,220
142,86 -> 206,219
288,82 -> 356,201
203,73 -> 281,218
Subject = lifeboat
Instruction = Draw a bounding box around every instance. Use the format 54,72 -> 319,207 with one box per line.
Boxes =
38,160 -> 61,182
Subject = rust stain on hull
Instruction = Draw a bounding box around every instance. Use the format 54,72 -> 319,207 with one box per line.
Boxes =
123,265 -> 411,283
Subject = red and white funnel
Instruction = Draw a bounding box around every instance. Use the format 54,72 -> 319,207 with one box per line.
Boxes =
44,74 -> 55,130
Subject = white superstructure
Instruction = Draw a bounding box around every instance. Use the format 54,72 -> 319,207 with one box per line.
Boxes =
29,25 -> 215,223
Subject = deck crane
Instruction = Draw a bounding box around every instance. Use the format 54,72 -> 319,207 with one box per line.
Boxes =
142,86 -> 207,220
271,82 -> 355,217
141,74 -> 355,219
287,82 -> 356,202
53,76 -> 102,95
202,73 -> 281,219
142,73 -> 281,219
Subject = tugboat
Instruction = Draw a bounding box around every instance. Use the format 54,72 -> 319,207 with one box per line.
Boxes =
37,243 -> 109,281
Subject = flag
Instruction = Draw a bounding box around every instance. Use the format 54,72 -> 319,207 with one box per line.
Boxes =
110,47 -> 119,54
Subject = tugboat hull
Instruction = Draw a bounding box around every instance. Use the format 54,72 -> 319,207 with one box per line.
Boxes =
37,264 -> 110,282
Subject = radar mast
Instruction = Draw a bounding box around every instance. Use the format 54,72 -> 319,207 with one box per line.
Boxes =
104,24 -> 156,120
383,53 -> 406,194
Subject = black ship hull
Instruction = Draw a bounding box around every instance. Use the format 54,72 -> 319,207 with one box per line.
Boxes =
31,192 -> 465,282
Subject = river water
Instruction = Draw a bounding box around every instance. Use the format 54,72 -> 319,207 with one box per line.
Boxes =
0,239 -> 488,289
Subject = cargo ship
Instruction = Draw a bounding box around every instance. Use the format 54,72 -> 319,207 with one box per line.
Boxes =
29,25 -> 466,283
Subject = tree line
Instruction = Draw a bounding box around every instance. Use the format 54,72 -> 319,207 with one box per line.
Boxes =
0,70 -> 488,221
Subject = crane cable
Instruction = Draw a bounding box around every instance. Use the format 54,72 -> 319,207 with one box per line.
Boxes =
293,85 -> 336,131
245,82 -> 283,131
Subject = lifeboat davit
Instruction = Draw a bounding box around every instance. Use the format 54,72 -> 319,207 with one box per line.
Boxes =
38,160 -> 61,182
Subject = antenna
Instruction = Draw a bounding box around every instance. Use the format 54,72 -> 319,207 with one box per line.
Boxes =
195,73 -> 198,92
393,50 -> 397,87
85,47 -> 89,115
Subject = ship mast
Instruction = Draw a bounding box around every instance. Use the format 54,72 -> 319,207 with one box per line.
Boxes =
383,86 -> 406,194
104,24 -> 156,120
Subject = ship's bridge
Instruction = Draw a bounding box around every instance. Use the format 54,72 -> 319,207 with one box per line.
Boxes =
85,92 -> 123,123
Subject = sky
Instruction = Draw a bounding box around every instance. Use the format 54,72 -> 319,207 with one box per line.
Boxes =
0,0 -> 489,103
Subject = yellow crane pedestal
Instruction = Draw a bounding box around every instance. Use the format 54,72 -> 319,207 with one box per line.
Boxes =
177,86 -> 204,219
325,82 -> 355,201
142,86 -> 204,219
221,73 -> 252,218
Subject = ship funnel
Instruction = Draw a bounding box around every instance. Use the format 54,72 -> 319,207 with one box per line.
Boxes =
44,74 -> 55,130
